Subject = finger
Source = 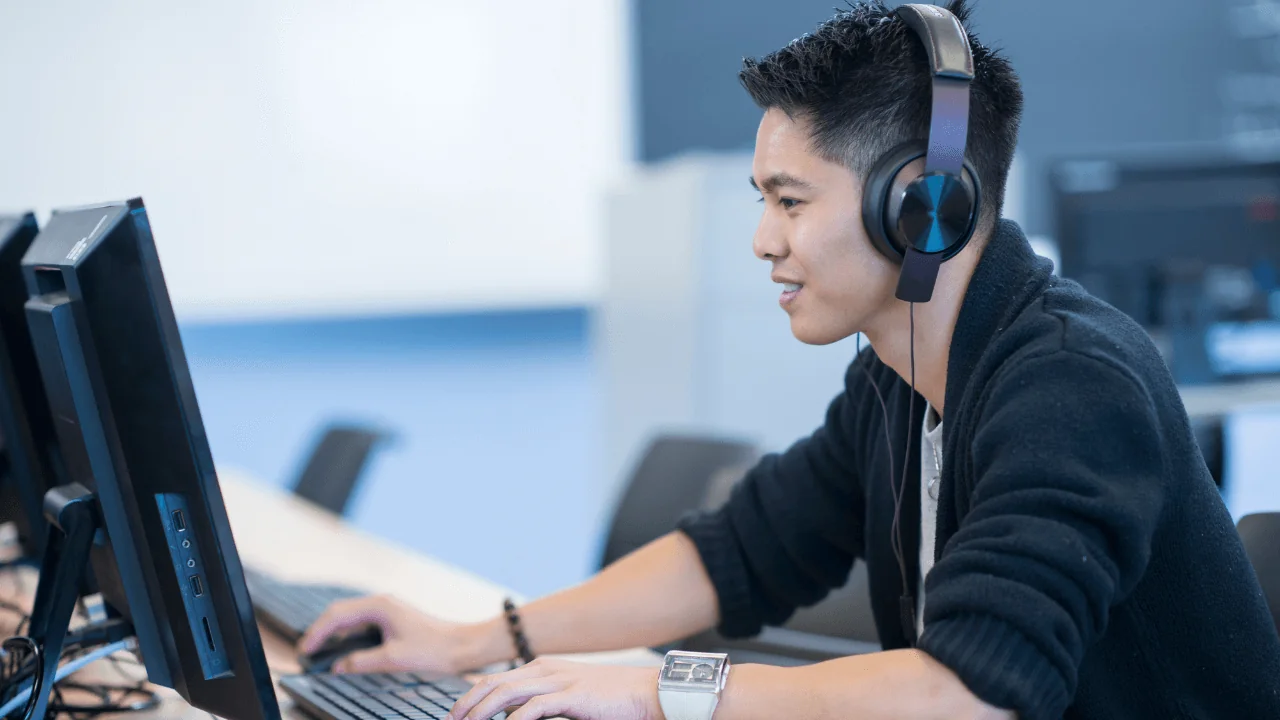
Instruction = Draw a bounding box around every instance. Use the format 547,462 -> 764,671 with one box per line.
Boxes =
448,666 -> 553,720
458,677 -> 564,720
299,599 -> 386,653
334,646 -> 394,675
505,693 -> 570,720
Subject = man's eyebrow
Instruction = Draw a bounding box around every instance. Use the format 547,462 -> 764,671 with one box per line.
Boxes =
749,173 -> 815,193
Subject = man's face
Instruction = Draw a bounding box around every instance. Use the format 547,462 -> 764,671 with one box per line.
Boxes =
751,108 -> 899,345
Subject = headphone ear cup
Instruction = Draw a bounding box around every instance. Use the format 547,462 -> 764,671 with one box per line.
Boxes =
863,141 -> 984,264
861,142 -> 929,263
896,171 -> 976,254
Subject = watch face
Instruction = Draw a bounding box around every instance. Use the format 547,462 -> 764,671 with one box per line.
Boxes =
659,652 -> 727,693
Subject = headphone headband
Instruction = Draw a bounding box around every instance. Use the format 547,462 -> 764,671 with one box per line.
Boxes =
895,4 -> 974,79
857,3 -> 980,304
895,4 -> 973,177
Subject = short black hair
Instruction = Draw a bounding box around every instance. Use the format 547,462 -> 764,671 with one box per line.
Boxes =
740,0 -> 1023,228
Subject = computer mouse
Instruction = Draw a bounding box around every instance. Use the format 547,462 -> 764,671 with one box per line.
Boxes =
298,627 -> 384,674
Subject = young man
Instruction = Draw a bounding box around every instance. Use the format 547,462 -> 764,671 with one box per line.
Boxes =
301,2 -> 1280,718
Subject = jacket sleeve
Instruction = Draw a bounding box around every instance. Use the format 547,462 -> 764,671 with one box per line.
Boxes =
917,350 -> 1166,720
677,353 -> 875,638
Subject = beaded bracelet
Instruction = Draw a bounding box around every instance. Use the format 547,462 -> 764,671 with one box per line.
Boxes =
503,598 -> 535,669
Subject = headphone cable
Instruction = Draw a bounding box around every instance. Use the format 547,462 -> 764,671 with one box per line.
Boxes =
857,302 -> 921,645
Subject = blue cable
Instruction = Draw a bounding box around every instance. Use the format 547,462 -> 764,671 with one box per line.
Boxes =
0,638 -> 136,718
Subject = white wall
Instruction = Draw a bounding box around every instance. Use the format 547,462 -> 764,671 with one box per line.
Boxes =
596,152 -> 861,520
0,0 -> 629,320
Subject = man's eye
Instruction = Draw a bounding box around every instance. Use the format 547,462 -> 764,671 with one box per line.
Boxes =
755,195 -> 800,209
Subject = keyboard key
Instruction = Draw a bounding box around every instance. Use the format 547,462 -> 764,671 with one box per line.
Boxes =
389,673 -> 421,687
346,676 -> 384,694
430,677 -> 471,695
370,675 -> 402,690
414,687 -> 450,702
281,672 -> 487,720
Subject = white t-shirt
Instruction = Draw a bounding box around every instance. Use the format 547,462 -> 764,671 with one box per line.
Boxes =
916,404 -> 944,639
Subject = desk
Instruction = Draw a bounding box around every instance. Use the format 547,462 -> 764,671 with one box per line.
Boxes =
1180,377 -> 1280,418
8,469 -> 659,720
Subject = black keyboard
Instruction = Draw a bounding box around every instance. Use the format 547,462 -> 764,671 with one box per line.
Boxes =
244,567 -> 366,641
280,672 -> 504,720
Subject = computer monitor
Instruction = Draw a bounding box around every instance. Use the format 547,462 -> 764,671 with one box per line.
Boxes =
0,213 -> 68,560
1050,155 -> 1280,382
21,198 -> 279,720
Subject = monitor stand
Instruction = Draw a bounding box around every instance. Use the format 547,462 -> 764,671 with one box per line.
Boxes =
24,482 -> 107,720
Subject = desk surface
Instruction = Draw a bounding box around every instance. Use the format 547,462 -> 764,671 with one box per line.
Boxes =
1179,377 -> 1280,418
11,470 -> 658,720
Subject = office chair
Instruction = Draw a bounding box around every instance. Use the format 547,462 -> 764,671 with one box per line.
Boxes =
291,423 -> 392,517
1237,512 -> 1280,632
600,433 -> 881,665
599,434 -> 759,570
678,473 -> 881,665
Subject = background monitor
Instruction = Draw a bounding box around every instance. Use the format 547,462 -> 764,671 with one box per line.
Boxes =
1050,155 -> 1280,383
0,213 -> 69,560
22,198 -> 279,720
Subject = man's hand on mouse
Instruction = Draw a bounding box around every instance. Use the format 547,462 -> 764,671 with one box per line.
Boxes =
299,594 -> 499,675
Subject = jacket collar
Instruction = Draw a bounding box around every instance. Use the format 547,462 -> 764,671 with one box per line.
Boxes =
942,219 -> 1054,416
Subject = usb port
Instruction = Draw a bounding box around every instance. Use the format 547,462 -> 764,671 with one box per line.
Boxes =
190,575 -> 204,597
172,510 -> 186,532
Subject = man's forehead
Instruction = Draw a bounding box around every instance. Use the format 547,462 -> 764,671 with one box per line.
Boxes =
756,108 -> 814,151
753,110 -> 833,180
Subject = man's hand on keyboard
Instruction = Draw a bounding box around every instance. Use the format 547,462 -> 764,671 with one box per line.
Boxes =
300,594 -> 492,676
446,658 -> 661,720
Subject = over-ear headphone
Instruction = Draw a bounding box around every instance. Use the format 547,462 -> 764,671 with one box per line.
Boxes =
861,3 -> 981,304
853,3 -> 981,650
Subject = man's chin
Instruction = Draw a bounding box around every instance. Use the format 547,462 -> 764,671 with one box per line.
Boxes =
789,317 -> 853,346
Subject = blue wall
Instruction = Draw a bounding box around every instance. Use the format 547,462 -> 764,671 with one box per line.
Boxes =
181,308 -> 600,598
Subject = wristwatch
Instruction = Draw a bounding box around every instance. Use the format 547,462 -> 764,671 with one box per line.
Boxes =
657,650 -> 731,720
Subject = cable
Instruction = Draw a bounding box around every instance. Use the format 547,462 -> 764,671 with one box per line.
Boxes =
47,640 -> 156,718
0,639 -> 39,720
0,638 -> 134,719
857,302 -> 922,645
855,331 -> 899,539
0,639 -> 131,720
0,601 -> 29,620
0,609 -> 150,720
890,302 -> 918,602
47,681 -> 158,717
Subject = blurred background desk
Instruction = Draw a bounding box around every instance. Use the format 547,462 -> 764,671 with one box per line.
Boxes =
1180,378 -> 1280,419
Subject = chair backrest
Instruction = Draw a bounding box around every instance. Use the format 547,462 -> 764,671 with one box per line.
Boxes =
601,432 -> 880,662
1237,512 -> 1280,632
291,423 -> 391,516
599,434 -> 757,570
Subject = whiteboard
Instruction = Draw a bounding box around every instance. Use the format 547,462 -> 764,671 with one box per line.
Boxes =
0,0 -> 629,320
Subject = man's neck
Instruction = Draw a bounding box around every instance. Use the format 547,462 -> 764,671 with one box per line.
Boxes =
863,241 -> 985,418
